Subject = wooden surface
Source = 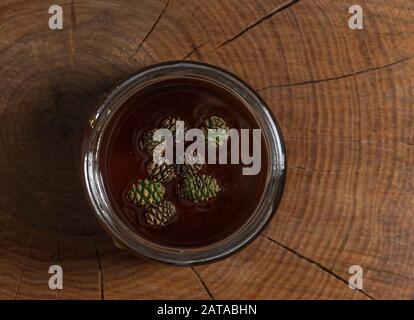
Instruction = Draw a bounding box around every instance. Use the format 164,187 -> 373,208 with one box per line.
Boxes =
0,0 -> 413,299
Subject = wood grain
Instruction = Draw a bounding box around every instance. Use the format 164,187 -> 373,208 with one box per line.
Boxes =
0,0 -> 413,299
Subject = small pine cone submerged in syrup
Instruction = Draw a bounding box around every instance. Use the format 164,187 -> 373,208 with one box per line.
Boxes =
130,114 -> 227,229
147,161 -> 176,183
161,116 -> 186,142
142,117 -> 185,153
176,151 -> 204,177
161,116 -> 179,134
201,116 -> 229,146
181,174 -> 221,203
141,129 -> 164,153
145,200 -> 176,228
176,163 -> 203,178
127,179 -> 165,208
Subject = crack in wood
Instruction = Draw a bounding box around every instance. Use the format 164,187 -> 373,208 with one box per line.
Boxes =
262,235 -> 375,300
284,137 -> 373,143
57,242 -> 61,270
70,0 -> 77,70
54,241 -> 61,299
259,55 -> 414,91
215,0 -> 301,50
94,239 -> 104,300
290,165 -> 343,174
130,0 -> 170,58
13,233 -> 33,300
191,266 -> 215,300
182,42 -> 207,59
286,137 -> 414,149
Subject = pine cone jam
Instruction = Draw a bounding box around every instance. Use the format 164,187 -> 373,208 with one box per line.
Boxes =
83,61 -> 286,264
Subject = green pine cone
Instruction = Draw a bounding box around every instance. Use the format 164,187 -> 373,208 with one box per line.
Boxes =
201,116 -> 229,146
181,174 -> 221,203
161,116 -> 186,142
161,116 -> 179,134
145,200 -> 176,228
147,161 -> 176,183
176,163 -> 203,178
175,151 -> 204,177
127,179 -> 165,207
142,129 -> 164,153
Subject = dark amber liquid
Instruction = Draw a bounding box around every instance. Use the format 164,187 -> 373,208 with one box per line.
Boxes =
100,78 -> 268,248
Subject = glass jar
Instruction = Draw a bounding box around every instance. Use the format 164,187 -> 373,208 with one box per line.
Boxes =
82,61 -> 286,265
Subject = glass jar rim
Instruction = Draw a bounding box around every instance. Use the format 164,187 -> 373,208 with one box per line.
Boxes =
83,61 -> 286,265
